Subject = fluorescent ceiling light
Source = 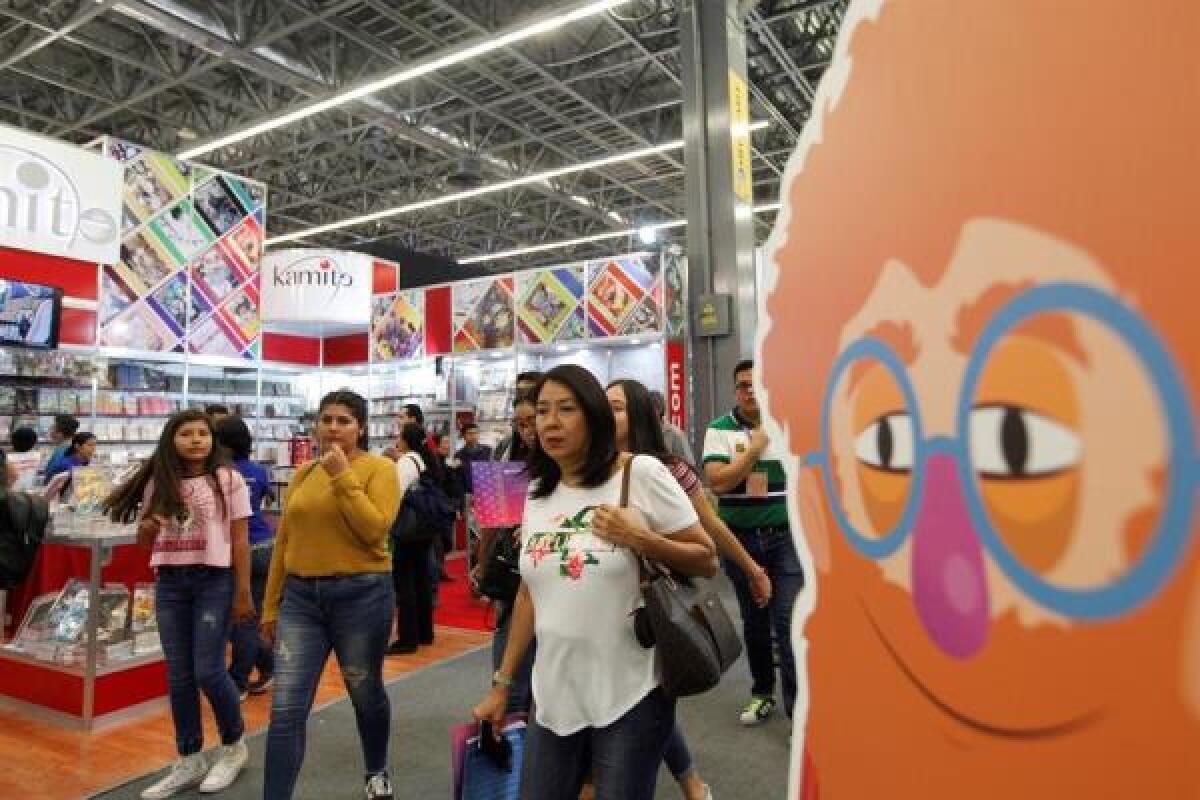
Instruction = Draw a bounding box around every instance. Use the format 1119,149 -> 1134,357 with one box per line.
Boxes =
459,203 -> 778,264
179,0 -> 632,161
265,120 -> 770,246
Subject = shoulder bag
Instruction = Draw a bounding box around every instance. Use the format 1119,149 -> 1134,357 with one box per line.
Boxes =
620,457 -> 743,698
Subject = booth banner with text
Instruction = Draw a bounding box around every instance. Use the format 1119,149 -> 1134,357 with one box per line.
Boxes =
99,139 -> 265,358
758,3 -> 1200,798
371,288 -> 424,361
664,340 -> 688,432
0,124 -> 122,265
517,265 -> 586,345
587,255 -> 662,337
453,276 -> 515,353
261,249 -> 371,325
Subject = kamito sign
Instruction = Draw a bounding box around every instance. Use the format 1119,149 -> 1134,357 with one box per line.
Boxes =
261,249 -> 372,324
0,125 -> 122,264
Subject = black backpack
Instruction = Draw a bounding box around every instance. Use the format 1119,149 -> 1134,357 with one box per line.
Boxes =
0,486 -> 50,589
391,456 -> 456,547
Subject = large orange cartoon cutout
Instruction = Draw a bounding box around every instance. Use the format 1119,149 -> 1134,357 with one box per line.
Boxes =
759,1 -> 1199,797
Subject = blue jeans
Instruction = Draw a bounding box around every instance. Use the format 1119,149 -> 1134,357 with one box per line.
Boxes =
229,543 -> 275,688
519,687 -> 675,800
725,525 -> 803,716
662,723 -> 693,780
264,573 -> 394,800
491,599 -> 534,715
155,566 -> 245,756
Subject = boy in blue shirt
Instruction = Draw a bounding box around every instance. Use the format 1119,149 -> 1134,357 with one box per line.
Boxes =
215,415 -> 275,697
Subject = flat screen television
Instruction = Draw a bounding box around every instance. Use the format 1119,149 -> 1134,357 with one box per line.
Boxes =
0,278 -> 62,349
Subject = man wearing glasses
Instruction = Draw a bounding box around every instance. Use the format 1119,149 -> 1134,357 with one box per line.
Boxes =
703,359 -> 802,726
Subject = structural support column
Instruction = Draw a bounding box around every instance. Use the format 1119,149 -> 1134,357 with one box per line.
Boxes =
681,0 -> 758,442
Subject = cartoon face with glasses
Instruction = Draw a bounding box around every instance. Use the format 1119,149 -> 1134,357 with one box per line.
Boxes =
760,2 -> 1200,798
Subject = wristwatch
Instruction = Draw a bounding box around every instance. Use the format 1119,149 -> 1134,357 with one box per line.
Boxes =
492,671 -> 514,689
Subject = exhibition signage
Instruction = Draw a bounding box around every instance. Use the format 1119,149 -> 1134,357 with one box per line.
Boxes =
261,248 -> 372,324
0,124 -> 122,265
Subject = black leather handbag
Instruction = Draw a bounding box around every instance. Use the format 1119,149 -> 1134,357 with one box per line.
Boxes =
477,528 -> 521,603
620,458 -> 744,698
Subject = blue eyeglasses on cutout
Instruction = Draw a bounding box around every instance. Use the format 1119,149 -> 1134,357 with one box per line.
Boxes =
801,282 -> 1198,622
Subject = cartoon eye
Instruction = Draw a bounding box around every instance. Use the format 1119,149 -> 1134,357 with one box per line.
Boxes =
968,405 -> 1082,478
854,413 -> 915,472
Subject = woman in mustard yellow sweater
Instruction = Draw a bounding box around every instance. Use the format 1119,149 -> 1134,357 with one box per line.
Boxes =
260,390 -> 400,800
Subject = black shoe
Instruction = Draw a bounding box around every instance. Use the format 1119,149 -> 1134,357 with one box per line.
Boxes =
386,641 -> 418,655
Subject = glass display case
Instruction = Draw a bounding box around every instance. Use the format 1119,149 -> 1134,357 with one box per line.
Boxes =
0,510 -> 166,730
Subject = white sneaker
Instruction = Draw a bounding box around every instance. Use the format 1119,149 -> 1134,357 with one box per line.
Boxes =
199,740 -> 249,793
141,754 -> 208,799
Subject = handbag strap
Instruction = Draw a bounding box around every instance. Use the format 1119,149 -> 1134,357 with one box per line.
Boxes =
619,454 -> 634,508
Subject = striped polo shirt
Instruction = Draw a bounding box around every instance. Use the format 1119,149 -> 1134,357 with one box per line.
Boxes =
702,409 -> 789,530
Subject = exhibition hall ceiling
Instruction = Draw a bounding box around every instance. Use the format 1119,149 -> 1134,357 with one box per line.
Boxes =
0,0 -> 846,269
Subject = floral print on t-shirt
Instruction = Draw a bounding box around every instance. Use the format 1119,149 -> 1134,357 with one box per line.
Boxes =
524,505 -> 616,581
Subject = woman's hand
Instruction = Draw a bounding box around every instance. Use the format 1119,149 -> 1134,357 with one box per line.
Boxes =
260,620 -> 277,648
472,686 -> 510,737
591,505 -> 650,552
136,514 -> 167,550
321,443 -> 350,478
232,588 -> 255,624
748,565 -> 772,608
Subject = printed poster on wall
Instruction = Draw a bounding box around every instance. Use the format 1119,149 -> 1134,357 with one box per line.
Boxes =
453,277 -> 514,352
372,289 -> 424,361
517,266 -> 585,344
587,255 -> 662,338
663,251 -> 687,338
98,139 -> 266,359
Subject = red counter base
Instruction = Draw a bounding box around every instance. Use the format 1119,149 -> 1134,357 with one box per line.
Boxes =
0,650 -> 167,729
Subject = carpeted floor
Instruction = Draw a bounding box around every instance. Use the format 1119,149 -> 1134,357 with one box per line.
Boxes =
434,555 -> 494,633
95,579 -> 794,800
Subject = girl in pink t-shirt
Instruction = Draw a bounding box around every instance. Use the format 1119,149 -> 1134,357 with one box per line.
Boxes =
105,410 -> 253,799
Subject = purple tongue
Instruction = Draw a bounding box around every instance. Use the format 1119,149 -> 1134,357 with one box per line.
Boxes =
911,453 -> 990,659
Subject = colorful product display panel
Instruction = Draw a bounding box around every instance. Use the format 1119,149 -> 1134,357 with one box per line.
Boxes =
372,289 -> 425,361
517,266 -> 586,345
453,276 -> 515,353
98,139 -> 266,359
663,250 -> 687,338
587,255 -> 662,337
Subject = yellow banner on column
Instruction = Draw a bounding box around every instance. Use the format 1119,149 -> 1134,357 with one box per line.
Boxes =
729,70 -> 753,203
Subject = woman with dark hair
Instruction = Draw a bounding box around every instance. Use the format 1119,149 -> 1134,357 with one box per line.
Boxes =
472,392 -> 540,713
608,378 -> 773,800
261,390 -> 400,800
45,431 -> 98,496
387,422 -> 442,655
104,410 -> 253,798
214,415 -> 276,698
473,365 -> 718,800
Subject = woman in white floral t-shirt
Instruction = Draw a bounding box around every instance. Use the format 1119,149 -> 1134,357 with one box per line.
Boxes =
474,365 -> 717,800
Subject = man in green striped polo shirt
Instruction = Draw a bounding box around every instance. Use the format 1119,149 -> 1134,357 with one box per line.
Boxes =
703,358 -> 802,727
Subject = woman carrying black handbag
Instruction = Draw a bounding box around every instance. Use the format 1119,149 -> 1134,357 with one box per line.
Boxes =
387,423 -> 444,655
471,393 -> 538,713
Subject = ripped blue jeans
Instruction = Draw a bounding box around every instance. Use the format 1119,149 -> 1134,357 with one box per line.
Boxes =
264,573 -> 394,800
155,566 -> 245,756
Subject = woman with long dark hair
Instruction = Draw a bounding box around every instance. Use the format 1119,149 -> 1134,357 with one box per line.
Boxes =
473,365 -> 717,800
608,378 -> 773,800
472,392 -> 539,713
104,410 -> 253,799
261,390 -> 400,800
388,421 -> 443,655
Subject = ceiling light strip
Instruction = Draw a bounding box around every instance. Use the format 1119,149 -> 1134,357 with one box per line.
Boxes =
264,120 -> 771,246
458,203 -> 778,264
178,0 -> 632,161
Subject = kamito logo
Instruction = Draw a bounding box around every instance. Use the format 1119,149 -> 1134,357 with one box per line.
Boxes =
272,254 -> 356,301
0,145 -> 118,249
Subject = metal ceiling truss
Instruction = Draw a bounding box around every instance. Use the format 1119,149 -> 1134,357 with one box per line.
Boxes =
0,0 -> 845,269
